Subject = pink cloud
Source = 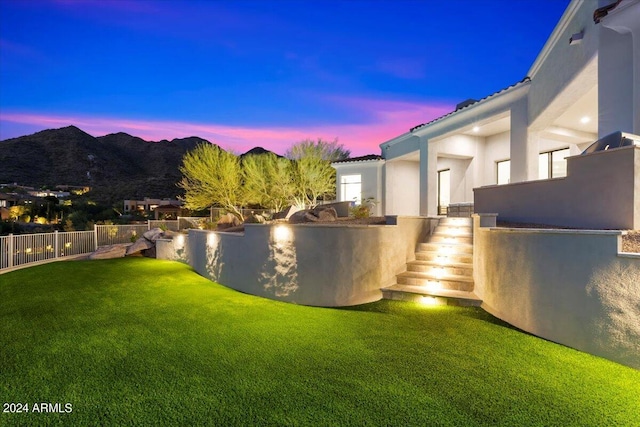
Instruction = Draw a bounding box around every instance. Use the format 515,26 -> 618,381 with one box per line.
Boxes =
0,98 -> 453,156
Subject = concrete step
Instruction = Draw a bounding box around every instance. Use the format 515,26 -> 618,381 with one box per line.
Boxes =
429,234 -> 473,245
433,225 -> 473,235
415,251 -> 473,264
406,260 -> 473,277
438,217 -> 473,226
418,242 -> 473,254
382,284 -> 482,307
396,271 -> 474,292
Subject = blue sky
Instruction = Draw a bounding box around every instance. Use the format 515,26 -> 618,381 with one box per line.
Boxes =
0,0 -> 570,155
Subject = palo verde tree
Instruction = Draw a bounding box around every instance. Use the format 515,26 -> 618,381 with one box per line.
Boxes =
284,138 -> 350,162
286,138 -> 346,207
178,143 -> 247,220
242,153 -> 293,213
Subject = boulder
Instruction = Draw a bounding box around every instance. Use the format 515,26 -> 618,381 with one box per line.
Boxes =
143,227 -> 165,242
288,207 -> 338,224
244,213 -> 265,224
88,243 -> 130,260
126,237 -> 154,255
273,205 -> 302,220
216,213 -> 241,230
316,201 -> 350,218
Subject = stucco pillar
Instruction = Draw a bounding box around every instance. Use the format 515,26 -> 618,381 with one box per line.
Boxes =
599,2 -> 640,136
509,97 -> 535,183
419,137 -> 438,216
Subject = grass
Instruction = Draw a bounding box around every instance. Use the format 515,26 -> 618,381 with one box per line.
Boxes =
1,258 -> 639,426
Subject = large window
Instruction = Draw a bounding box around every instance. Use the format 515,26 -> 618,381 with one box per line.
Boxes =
539,148 -> 570,179
341,174 -> 361,205
496,160 -> 510,185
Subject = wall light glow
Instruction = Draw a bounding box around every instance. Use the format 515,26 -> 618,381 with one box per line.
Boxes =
580,116 -> 590,124
420,296 -> 439,306
273,225 -> 291,243
175,234 -> 185,248
472,126 -> 480,133
207,232 -> 218,248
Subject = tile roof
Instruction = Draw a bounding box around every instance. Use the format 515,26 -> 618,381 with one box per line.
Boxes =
409,77 -> 531,133
332,154 -> 384,164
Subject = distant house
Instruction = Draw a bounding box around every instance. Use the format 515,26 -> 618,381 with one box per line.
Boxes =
333,0 -> 640,229
0,194 -> 19,220
123,197 -> 184,218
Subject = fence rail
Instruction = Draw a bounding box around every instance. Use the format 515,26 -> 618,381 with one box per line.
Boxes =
0,230 -> 95,271
0,217 -> 213,272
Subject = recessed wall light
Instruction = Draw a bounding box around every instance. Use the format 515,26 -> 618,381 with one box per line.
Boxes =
472,126 -> 480,133
580,116 -> 590,124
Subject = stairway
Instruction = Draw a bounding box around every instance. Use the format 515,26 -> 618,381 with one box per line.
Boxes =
381,217 -> 481,306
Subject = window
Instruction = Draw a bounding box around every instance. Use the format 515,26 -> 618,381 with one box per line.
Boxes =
341,174 -> 361,205
539,148 -> 570,179
496,160 -> 510,185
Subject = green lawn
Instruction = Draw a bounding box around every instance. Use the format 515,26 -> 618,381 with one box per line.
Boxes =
1,258 -> 638,426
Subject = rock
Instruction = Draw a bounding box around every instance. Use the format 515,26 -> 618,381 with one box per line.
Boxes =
88,243 -> 130,260
244,214 -> 265,224
316,201 -> 350,217
126,237 -> 154,255
288,207 -> 338,223
314,207 -> 338,221
273,205 -> 302,220
216,213 -> 241,230
143,227 -> 165,242
142,246 -> 156,258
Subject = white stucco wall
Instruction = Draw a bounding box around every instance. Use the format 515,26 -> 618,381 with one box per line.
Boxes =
333,161 -> 384,216
384,160 -> 420,216
474,145 -> 640,229
473,214 -> 640,370
482,131 -> 510,185
528,0 -> 599,128
158,217 -> 434,307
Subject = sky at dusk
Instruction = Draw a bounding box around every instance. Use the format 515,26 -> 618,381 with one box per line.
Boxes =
0,0 -> 570,156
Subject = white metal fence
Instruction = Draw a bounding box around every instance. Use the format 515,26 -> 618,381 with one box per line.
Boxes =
95,224 -> 149,246
1,231 -> 95,271
0,217 -> 212,272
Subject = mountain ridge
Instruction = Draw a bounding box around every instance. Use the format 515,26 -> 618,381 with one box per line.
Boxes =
0,126 -> 280,205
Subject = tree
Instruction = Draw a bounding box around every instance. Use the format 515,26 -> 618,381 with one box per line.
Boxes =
242,153 -> 293,212
178,144 -> 247,220
284,138 -> 346,207
285,138 -> 350,162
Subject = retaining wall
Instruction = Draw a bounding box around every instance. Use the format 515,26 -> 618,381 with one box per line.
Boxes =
157,217 -> 434,307
473,214 -> 640,370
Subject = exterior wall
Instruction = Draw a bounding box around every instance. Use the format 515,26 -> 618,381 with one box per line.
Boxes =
159,217 -> 434,307
527,0 -> 599,127
473,214 -> 640,370
384,160 -> 420,215
474,146 -> 640,229
483,132 -> 510,185
437,157 -> 473,204
333,161 -> 384,216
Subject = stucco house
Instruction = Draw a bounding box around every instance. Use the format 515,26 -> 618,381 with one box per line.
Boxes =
333,0 -> 640,230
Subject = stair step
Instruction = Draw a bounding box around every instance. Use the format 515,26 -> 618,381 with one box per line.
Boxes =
429,234 -> 473,244
438,217 -> 473,226
382,284 -> 482,307
396,272 -> 474,291
406,261 -> 473,277
418,242 -> 473,254
415,251 -> 473,264
433,225 -> 473,235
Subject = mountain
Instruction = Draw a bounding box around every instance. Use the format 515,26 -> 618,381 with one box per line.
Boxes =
0,126 -> 211,205
240,146 -> 282,158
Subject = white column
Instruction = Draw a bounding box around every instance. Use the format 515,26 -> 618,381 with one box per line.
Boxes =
419,137 -> 438,216
509,97 -> 536,183
599,2 -> 640,136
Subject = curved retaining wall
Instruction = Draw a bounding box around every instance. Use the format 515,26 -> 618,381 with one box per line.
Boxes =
158,217 -> 433,307
473,214 -> 640,370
